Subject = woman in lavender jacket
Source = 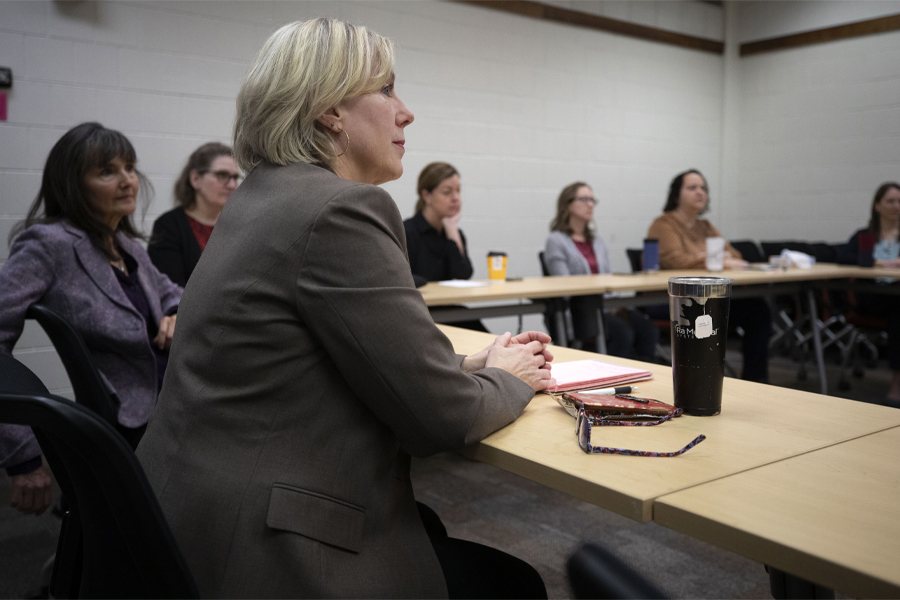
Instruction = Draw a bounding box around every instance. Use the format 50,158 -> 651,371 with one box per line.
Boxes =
0,123 -> 182,516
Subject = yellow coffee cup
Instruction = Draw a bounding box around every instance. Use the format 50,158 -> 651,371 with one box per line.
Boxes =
487,251 -> 508,281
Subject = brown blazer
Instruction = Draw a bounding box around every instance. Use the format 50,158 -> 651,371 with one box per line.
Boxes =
136,162 -> 534,598
647,213 -> 741,270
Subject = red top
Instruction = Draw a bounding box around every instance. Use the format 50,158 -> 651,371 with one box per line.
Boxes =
574,240 -> 598,274
187,215 -> 214,252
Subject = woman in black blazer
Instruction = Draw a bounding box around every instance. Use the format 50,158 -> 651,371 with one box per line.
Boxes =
147,142 -> 240,286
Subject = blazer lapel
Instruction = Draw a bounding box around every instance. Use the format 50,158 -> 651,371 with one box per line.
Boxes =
69,225 -> 141,318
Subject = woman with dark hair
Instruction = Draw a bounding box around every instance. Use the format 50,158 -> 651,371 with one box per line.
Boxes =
648,169 -> 771,382
545,182 -> 659,361
837,182 -> 900,402
650,169 -> 746,270
0,122 -> 182,515
148,142 -> 240,286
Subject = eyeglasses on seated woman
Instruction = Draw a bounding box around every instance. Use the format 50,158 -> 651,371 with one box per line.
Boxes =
148,142 -> 240,287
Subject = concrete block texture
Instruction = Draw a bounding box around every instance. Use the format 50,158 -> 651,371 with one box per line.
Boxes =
1,0 -> 897,367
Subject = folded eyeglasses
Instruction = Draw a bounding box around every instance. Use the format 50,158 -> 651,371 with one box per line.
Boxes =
575,408 -> 706,457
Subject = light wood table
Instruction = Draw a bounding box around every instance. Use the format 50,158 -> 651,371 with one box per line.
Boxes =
441,325 -> 900,524
420,264 -> 859,307
654,427 -> 900,598
426,264 -> 862,396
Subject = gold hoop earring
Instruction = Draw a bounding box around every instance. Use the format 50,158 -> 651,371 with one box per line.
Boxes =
335,129 -> 350,158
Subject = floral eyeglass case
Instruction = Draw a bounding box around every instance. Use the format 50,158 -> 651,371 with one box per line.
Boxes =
555,392 -> 680,419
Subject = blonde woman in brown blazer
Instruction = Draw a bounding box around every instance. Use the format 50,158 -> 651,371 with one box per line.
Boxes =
648,169 -> 770,382
136,19 -> 552,599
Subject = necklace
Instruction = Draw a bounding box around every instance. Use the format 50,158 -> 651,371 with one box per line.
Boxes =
110,259 -> 126,273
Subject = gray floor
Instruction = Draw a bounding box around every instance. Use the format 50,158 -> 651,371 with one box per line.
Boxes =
0,341 -> 891,599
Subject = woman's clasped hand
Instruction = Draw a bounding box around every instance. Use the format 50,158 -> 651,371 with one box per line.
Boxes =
462,331 -> 555,391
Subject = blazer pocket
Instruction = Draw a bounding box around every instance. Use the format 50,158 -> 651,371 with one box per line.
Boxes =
266,483 -> 366,553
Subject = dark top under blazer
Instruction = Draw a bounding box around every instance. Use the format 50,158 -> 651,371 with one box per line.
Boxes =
0,222 -> 182,470
148,206 -> 203,288
135,162 -> 533,598
403,211 -> 474,283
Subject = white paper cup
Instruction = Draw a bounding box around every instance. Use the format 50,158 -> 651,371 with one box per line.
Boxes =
706,237 -> 725,271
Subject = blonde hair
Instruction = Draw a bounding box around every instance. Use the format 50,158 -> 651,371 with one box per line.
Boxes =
233,18 -> 395,172
415,162 -> 459,213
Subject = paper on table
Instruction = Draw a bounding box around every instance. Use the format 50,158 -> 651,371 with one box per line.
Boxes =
549,359 -> 653,393
438,280 -> 489,288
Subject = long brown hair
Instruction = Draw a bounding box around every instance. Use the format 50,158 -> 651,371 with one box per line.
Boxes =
415,162 -> 459,213
10,122 -> 151,261
549,182 -> 594,242
173,142 -> 233,209
868,182 -> 900,238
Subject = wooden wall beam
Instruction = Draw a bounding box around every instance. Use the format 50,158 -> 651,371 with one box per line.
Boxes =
741,13 -> 900,57
454,0 -> 725,55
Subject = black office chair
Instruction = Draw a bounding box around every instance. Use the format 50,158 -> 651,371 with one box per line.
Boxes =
26,304 -> 119,428
0,357 -> 199,599
566,542 -> 667,599
730,240 -> 765,264
626,248 -> 642,273
0,349 -> 51,396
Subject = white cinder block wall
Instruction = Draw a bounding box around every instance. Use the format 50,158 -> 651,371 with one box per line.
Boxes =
3,1 -> 900,396
0,0 -> 725,394
727,0 -> 900,242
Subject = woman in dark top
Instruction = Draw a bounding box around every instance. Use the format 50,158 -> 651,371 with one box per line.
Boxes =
404,162 -> 474,285
147,142 -> 240,286
0,122 -> 181,515
837,182 -> 900,403
404,162 -> 486,331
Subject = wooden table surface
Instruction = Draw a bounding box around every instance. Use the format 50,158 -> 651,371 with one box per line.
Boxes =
441,325 -> 900,523
654,426 -> 900,598
421,264 -> 860,306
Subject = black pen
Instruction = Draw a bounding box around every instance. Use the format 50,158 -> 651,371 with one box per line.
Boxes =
581,385 -> 639,396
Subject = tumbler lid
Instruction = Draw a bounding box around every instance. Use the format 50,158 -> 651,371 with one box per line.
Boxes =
668,276 -> 733,298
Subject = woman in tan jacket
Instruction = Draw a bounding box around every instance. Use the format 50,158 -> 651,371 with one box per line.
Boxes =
648,169 -> 771,382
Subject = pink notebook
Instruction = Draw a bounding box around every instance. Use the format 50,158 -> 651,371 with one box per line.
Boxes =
549,359 -> 653,392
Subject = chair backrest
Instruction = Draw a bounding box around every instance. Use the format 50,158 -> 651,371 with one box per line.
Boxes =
0,351 -> 51,395
626,249 -> 642,273
730,240 -> 765,264
810,242 -> 837,263
26,304 -> 119,427
760,240 -> 792,259
0,382 -> 199,597
567,542 -> 668,599
538,251 -> 550,276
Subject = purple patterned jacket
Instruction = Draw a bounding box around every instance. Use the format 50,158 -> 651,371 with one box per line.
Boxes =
0,222 -> 182,470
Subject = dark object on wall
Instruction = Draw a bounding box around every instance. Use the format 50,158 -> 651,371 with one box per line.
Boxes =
455,1 -> 724,54
0,67 -> 12,88
741,14 -> 900,56
566,542 -> 668,599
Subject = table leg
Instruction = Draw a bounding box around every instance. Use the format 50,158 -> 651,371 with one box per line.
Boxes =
595,298 -> 608,355
767,565 -> 834,599
555,310 -> 568,348
806,288 -> 828,395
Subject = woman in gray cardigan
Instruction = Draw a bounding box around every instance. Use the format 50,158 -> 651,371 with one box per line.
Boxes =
0,122 -> 182,515
544,182 -> 658,360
